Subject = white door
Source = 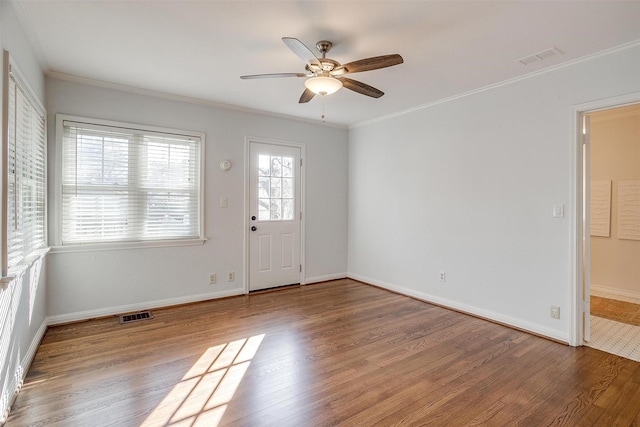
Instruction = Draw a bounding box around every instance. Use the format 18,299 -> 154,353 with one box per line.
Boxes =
248,142 -> 301,291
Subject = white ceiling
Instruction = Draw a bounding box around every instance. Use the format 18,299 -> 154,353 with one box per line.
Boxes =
15,0 -> 640,127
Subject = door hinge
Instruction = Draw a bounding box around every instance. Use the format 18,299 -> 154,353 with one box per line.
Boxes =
582,300 -> 590,312
300,265 -> 302,273
300,158 -> 303,167
300,211 -> 302,220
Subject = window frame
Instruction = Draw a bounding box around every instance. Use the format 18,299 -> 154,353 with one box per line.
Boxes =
1,51 -> 49,279
53,114 -> 206,253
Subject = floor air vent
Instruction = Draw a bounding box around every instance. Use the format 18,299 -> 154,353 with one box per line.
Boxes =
119,310 -> 153,324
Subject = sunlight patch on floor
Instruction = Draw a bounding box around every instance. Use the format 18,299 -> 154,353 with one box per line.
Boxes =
141,334 -> 265,426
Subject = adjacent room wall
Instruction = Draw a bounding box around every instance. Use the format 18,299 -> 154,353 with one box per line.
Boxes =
590,104 -> 640,301
45,78 -> 348,322
348,44 -> 640,343
0,0 -> 48,420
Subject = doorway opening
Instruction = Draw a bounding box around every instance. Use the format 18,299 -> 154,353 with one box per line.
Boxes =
575,98 -> 640,361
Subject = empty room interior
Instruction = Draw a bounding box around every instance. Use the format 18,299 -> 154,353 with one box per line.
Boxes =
1,0 -> 639,425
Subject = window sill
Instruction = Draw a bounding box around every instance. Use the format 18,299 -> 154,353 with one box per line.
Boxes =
50,238 -> 207,254
1,247 -> 50,289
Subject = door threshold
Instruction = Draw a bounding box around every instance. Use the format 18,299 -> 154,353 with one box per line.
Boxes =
249,283 -> 301,295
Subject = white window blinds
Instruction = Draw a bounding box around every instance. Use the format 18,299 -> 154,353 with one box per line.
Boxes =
61,119 -> 202,245
4,63 -> 47,274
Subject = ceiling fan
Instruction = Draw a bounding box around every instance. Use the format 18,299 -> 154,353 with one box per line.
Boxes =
241,37 -> 403,103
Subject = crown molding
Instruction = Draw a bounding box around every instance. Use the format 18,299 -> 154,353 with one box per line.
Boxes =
351,39 -> 640,129
46,71 -> 348,130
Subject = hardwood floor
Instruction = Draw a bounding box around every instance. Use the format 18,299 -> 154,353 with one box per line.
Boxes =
591,295 -> 640,326
7,279 -> 640,426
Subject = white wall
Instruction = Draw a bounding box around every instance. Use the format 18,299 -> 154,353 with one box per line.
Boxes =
348,44 -> 640,343
0,0 -> 48,421
45,78 -> 348,322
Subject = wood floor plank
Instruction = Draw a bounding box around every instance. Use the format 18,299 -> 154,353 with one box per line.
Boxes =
6,279 -> 640,426
591,295 -> 640,326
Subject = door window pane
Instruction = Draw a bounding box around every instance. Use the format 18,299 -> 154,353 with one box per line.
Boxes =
282,157 -> 293,178
258,155 -> 270,176
282,178 -> 293,198
271,156 -> 282,177
270,199 -> 282,220
270,178 -> 281,198
256,155 -> 294,221
258,177 -> 270,198
258,199 -> 270,220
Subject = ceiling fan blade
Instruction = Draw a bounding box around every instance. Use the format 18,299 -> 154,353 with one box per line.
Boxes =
241,73 -> 308,79
337,77 -> 384,98
299,88 -> 316,103
282,37 -> 321,67
337,54 -> 403,74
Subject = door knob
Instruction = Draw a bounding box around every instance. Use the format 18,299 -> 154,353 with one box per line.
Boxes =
251,216 -> 256,221
251,226 -> 257,231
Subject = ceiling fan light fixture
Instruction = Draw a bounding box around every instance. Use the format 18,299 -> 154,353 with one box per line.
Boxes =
304,76 -> 342,96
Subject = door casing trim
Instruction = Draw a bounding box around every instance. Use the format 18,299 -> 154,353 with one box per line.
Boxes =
570,92 -> 640,346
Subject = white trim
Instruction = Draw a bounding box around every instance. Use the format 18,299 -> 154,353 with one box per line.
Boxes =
570,92 -> 640,347
351,39 -> 640,129
49,238 -> 206,254
590,284 -> 640,304
244,136 -> 306,292
47,288 -> 244,325
2,248 -> 50,287
46,41 -> 640,131
305,273 -> 347,285
8,55 -> 45,116
348,273 -> 570,344
47,72 -> 348,130
56,114 -> 205,141
1,51 -> 9,278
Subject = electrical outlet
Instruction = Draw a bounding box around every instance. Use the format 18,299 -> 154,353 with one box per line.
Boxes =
440,271 -> 446,282
228,272 -> 234,282
209,273 -> 217,285
550,305 -> 560,319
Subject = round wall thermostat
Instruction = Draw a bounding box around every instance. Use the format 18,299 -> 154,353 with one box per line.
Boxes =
220,160 -> 231,171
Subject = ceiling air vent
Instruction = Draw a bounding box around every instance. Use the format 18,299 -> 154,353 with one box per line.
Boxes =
119,310 -> 153,324
517,47 -> 563,66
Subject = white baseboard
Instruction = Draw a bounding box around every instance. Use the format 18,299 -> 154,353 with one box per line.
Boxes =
347,273 -> 570,344
47,274 -> 353,325
590,284 -> 640,303
304,273 -> 347,285
47,289 -> 244,325
0,319 -> 47,424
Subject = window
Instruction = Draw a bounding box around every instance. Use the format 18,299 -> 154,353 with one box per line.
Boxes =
57,116 -> 204,247
257,154 -> 295,221
1,52 -> 47,277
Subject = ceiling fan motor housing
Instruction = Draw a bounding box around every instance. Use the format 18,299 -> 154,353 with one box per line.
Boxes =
316,40 -> 333,55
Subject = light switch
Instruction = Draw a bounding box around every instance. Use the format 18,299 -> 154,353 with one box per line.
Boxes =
220,197 -> 228,208
553,203 -> 564,218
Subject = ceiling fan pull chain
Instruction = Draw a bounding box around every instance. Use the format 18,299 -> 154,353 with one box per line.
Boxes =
321,96 -> 326,123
